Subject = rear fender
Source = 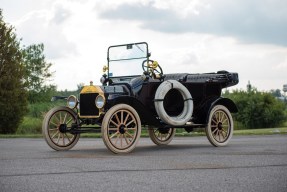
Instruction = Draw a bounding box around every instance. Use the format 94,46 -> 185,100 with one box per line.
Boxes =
205,97 -> 238,124
194,97 -> 237,124
211,97 -> 238,113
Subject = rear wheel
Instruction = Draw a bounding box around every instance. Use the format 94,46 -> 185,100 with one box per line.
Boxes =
148,128 -> 176,145
101,104 -> 141,154
42,106 -> 80,151
206,105 -> 233,147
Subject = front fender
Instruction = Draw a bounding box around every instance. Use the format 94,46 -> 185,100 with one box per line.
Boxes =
106,96 -> 160,126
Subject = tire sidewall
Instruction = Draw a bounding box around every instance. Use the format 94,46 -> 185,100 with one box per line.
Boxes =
206,105 -> 233,147
42,106 -> 80,151
148,128 -> 176,145
101,104 -> 141,154
154,80 -> 193,126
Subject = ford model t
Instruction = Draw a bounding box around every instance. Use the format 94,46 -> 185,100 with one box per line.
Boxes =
43,42 -> 239,153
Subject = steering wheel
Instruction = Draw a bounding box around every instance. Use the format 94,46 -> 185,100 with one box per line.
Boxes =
142,59 -> 163,79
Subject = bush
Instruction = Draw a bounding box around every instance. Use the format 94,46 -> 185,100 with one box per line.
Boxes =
28,102 -> 56,118
224,89 -> 286,129
18,101 -> 65,134
17,116 -> 42,134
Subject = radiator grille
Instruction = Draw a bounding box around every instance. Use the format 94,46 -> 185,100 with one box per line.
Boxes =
80,93 -> 99,117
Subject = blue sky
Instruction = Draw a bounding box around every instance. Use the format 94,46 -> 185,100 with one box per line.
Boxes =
1,0 -> 287,91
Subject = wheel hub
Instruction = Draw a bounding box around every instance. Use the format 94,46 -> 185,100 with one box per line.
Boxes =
59,124 -> 67,133
218,122 -> 223,130
119,124 -> 126,134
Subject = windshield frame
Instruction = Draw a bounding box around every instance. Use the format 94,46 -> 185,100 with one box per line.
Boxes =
107,42 -> 150,79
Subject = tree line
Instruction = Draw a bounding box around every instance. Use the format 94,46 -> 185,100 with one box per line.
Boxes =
223,86 -> 286,129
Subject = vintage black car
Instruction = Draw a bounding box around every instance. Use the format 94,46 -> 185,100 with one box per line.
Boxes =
43,42 -> 239,153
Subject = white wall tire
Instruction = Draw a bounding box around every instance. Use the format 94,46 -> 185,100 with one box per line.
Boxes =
154,80 -> 193,126
148,127 -> 176,145
101,104 -> 141,154
205,105 -> 233,147
42,106 -> 80,151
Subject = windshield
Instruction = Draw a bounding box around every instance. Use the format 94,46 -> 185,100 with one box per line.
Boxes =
107,42 -> 149,77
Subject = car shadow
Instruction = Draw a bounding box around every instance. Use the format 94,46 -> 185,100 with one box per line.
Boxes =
49,142 -> 215,158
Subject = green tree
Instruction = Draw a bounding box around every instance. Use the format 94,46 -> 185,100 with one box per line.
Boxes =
0,10 -> 28,133
224,87 -> 286,129
22,44 -> 56,103
270,89 -> 282,98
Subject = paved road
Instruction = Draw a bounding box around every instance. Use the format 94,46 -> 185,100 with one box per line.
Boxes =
0,135 -> 286,192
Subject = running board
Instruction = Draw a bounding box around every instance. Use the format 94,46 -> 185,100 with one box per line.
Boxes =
69,128 -> 101,134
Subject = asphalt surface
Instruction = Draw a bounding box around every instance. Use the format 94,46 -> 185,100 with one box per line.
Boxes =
0,135 -> 286,192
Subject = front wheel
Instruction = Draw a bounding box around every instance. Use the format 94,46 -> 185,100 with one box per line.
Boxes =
42,106 -> 80,151
205,105 -> 233,147
148,127 -> 176,145
101,104 -> 141,154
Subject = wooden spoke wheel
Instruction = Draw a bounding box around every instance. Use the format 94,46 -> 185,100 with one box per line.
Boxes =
42,106 -> 80,151
206,105 -> 233,147
148,127 -> 176,145
101,104 -> 141,154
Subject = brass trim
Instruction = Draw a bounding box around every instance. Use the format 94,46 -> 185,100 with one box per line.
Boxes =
80,85 -> 104,94
79,110 -> 105,119
79,85 -> 106,118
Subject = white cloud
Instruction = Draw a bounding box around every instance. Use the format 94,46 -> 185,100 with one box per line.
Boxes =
1,0 -> 287,92
13,4 -> 77,59
100,0 -> 287,46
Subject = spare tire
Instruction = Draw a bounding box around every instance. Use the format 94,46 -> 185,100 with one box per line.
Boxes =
154,80 -> 193,126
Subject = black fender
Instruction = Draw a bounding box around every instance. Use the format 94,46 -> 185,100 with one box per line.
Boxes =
106,96 -> 160,126
194,97 -> 237,124
205,97 -> 238,124
211,97 -> 238,113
